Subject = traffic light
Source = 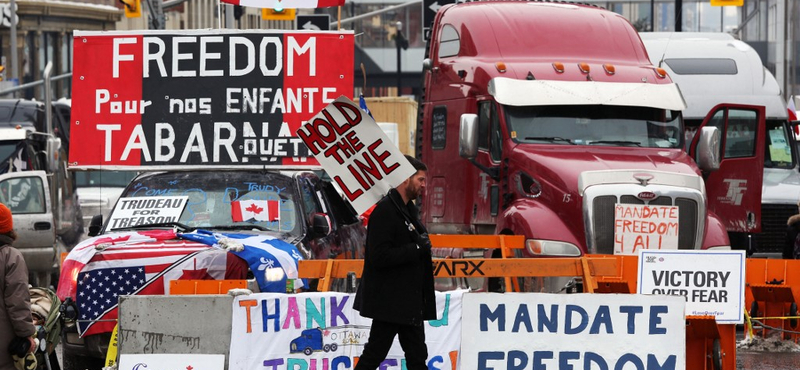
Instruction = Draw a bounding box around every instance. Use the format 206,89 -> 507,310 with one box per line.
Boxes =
261,8 -> 296,21
119,0 -> 142,18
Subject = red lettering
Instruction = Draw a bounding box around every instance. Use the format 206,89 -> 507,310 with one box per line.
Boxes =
367,139 -> 400,175
345,130 -> 364,151
334,175 -> 364,202
633,235 -> 645,253
297,125 -> 324,155
334,101 -> 363,128
615,234 -> 624,253
354,152 -> 382,187
322,108 -> 351,136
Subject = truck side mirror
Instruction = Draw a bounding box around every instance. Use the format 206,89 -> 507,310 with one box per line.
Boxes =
46,137 -> 61,173
459,114 -> 479,160
695,126 -> 721,172
88,214 -> 103,237
311,213 -> 330,236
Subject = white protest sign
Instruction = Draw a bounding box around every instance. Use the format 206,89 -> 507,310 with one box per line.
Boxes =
296,96 -> 416,214
118,354 -> 224,370
106,196 -> 188,231
614,204 -> 679,255
229,291 -> 463,370
461,292 -> 685,370
637,249 -> 746,323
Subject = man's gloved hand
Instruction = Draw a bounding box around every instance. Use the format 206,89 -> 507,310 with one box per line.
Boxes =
413,232 -> 433,254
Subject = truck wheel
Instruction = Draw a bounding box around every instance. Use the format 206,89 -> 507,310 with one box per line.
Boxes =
62,350 -> 104,370
323,344 -> 331,352
303,348 -> 313,356
790,302 -> 798,328
330,343 -> 338,351
711,339 -> 722,370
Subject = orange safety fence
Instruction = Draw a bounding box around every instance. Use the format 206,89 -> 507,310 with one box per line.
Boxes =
170,280 -> 248,295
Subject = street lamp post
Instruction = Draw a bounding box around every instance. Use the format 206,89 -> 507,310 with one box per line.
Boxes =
394,21 -> 408,96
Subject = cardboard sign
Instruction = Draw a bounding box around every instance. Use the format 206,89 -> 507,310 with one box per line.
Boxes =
461,292 -> 685,370
70,30 -> 354,169
106,196 -> 188,230
637,249 -> 746,323
229,291 -> 463,370
118,354 -> 224,370
296,96 -> 415,214
614,204 -> 679,255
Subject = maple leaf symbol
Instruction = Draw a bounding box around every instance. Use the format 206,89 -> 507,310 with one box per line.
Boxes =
246,203 -> 264,214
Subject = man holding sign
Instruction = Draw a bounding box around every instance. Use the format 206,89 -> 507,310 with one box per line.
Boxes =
352,156 -> 436,370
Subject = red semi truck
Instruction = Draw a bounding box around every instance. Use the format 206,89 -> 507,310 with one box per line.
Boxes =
417,1 -> 766,291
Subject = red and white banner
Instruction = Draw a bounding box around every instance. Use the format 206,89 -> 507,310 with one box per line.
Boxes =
220,0 -> 344,8
70,30 -> 354,170
231,199 -> 280,222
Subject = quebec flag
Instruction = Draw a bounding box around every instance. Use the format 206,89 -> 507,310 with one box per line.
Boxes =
179,230 -> 305,292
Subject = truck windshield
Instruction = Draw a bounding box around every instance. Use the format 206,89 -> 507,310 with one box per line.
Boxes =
74,171 -> 137,188
113,171 -> 301,237
505,105 -> 683,149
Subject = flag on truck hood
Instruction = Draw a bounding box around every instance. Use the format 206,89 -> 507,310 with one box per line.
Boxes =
231,200 -> 280,223
59,230 -> 248,336
219,0 -> 344,9
178,230 -> 305,293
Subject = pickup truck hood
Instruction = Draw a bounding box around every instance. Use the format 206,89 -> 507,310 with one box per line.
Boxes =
509,145 -> 701,194
762,167 -> 800,205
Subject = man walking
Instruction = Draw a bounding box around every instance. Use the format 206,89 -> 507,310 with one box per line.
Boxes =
353,155 -> 436,370
0,202 -> 36,370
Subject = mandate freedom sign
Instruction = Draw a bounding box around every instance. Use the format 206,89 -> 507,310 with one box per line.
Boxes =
461,293 -> 686,370
637,249 -> 746,323
614,204 -> 679,255
70,30 -> 354,169
229,291 -> 463,370
296,96 -> 415,214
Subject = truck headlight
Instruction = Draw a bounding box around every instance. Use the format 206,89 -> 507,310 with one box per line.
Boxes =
526,239 -> 582,256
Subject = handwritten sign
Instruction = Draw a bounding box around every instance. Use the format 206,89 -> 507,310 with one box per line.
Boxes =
70,30 -> 354,169
614,204 -> 679,255
296,96 -> 415,214
461,292 -> 685,370
431,106 -> 447,150
638,249 -> 746,323
106,196 -> 188,231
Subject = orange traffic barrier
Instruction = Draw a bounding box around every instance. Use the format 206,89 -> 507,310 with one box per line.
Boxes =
744,259 -> 800,342
169,279 -> 247,295
429,234 -> 525,291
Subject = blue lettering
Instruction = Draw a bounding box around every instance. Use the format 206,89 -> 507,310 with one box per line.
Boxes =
480,304 -> 505,332
508,350 -> 527,370
512,304 -> 533,333
558,351 -> 580,370
538,304 -> 558,333
263,358 -> 284,370
614,353 -> 644,370
532,351 -> 553,370
584,352 -> 608,370
287,358 -> 308,370
619,306 -> 644,334
564,305 -> 588,334
331,356 -> 351,370
647,354 -> 677,370
427,355 -> 444,370
262,298 -> 281,332
429,294 -> 450,327
380,359 -> 397,369
477,352 -> 504,370
590,306 -> 613,334
306,298 -> 326,329
649,306 -> 668,335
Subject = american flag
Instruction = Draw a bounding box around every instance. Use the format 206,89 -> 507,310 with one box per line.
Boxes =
63,230 -> 248,336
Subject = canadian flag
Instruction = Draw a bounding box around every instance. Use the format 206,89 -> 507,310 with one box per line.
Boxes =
231,200 -> 280,222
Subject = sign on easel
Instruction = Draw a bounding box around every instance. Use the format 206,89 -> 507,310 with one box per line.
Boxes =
296,96 -> 415,214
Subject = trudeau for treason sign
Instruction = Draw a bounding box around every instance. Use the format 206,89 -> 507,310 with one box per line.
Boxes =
70,30 -> 354,169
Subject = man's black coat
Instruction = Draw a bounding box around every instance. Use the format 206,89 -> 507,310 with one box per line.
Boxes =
353,189 -> 437,326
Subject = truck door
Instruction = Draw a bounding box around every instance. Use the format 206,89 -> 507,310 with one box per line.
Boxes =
0,170 -> 55,252
690,104 -> 766,233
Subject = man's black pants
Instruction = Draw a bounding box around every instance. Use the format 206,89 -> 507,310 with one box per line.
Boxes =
354,319 -> 428,370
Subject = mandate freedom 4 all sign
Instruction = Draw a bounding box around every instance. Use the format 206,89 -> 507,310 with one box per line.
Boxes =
70,30 -> 354,169
637,249 -> 746,323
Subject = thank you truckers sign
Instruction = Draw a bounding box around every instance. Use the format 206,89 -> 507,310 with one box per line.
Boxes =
297,96 -> 415,214
69,29 -> 354,169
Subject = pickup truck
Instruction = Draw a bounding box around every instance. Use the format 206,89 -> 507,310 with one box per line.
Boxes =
57,168 -> 366,370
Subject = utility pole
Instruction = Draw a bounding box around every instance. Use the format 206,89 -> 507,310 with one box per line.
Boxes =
675,0 -> 682,32
10,0 -> 17,85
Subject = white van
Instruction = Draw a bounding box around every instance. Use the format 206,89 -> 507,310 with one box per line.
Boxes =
642,32 -> 800,257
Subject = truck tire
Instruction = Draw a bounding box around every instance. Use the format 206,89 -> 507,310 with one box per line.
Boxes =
303,347 -> 313,356
323,344 -> 331,352
62,350 -> 104,370
330,343 -> 338,352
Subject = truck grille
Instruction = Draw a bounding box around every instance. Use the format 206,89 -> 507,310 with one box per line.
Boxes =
753,204 -> 796,254
592,195 -> 698,254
